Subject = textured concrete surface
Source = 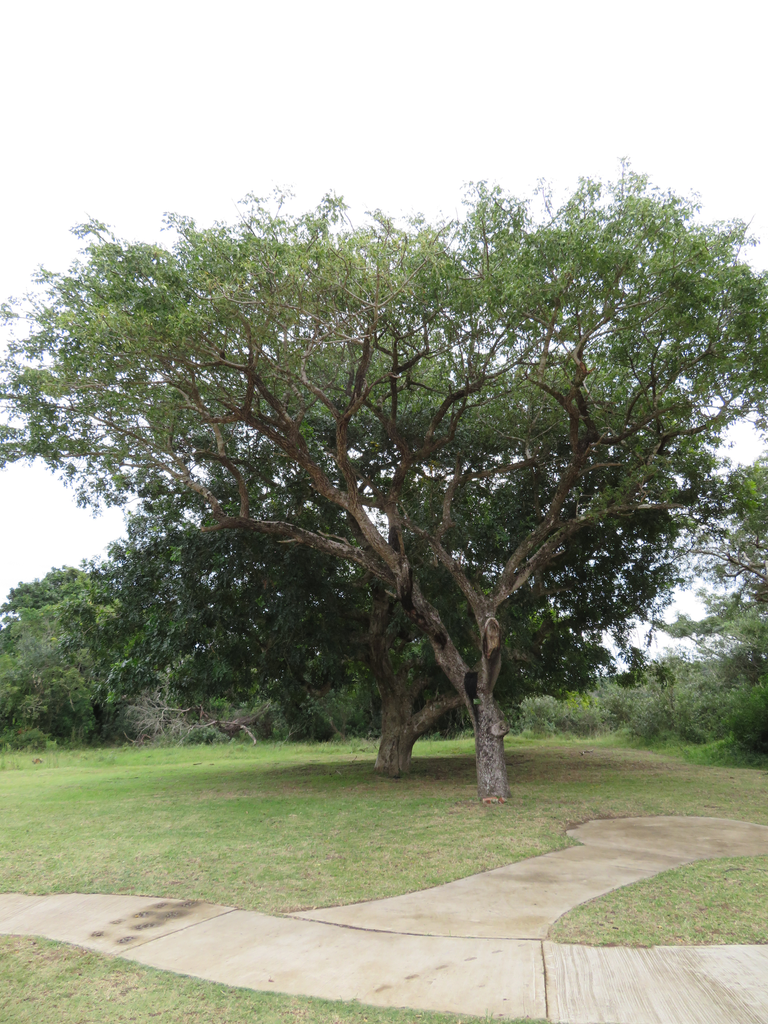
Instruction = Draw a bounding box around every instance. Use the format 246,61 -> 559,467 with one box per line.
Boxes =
292,815 -> 768,938
544,942 -> 768,1024
0,892 -> 233,954
295,844 -> 682,939
3,815 -> 768,1022
569,814 -> 768,860
124,912 -> 546,1019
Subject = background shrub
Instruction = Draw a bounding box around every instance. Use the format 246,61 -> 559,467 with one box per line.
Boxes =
516,692 -> 610,737
730,682 -> 768,753
514,665 -> 754,747
5,727 -> 48,751
516,695 -> 560,735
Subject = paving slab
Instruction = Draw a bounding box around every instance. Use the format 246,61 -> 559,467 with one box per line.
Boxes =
568,814 -> 768,860
291,816 -> 768,939
293,845 -> 683,939
0,892 -> 233,955
123,911 -> 546,1019
0,893 -> 51,921
544,941 -> 768,1024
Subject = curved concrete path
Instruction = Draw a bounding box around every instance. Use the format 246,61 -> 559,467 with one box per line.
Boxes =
2,816 -> 768,1023
293,815 -> 768,939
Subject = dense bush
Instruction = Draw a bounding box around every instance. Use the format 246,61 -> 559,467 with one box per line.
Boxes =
0,569 -> 108,748
516,691 -> 610,737
178,726 -> 230,746
515,662 -> 757,748
729,683 -> 768,754
3,726 -> 48,751
516,695 -> 560,734
592,668 -> 741,743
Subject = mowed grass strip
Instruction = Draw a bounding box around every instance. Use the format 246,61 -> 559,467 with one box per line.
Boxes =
550,855 -> 768,947
1,935 -> 547,1024
2,736 -> 767,928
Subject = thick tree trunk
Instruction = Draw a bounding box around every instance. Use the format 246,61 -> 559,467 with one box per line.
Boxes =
375,692 -> 414,776
376,726 -> 417,775
367,587 -> 410,777
375,688 -> 465,776
471,695 -> 511,798
470,617 -> 510,799
393,572 -> 512,798
368,585 -> 464,777
419,600 -> 510,799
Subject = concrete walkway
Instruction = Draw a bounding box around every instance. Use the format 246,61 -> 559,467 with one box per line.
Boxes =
2,816 -> 768,1022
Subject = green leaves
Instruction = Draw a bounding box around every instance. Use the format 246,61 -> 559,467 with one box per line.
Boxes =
0,568 -> 102,744
2,174 -> 767,699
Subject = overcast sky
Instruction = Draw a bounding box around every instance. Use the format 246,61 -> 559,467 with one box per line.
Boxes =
1,0 -> 766,620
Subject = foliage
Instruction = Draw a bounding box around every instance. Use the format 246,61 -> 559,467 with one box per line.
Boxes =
666,596 -> 768,688
0,568 -> 107,746
690,455 -> 768,604
60,495 -> 382,742
516,691 -> 611,736
729,682 -> 768,753
495,511 -> 688,700
5,726 -> 48,750
514,659 -> 752,745
514,650 -> 768,756
661,454 -> 768,753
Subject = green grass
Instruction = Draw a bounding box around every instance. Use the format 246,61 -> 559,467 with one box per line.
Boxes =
0,935 -> 546,1024
2,734 -> 768,1021
550,855 -> 768,947
2,735 -> 767,915
2,735 -> 768,914
611,733 -> 768,770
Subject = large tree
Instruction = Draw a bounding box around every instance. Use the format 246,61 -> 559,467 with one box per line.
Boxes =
3,171 -> 767,797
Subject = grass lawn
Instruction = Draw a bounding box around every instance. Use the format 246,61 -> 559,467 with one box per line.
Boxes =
2,734 -> 767,1019
551,854 -> 768,947
3,735 -> 767,915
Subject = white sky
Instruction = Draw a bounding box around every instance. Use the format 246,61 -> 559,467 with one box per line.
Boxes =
1,0 -> 767,611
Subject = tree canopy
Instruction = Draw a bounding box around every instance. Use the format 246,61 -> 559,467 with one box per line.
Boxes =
3,170 -> 767,795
